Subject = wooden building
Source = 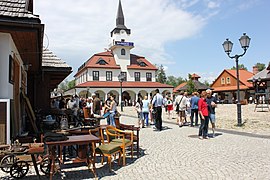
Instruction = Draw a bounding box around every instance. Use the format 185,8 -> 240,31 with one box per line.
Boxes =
0,0 -> 72,144
211,69 -> 254,104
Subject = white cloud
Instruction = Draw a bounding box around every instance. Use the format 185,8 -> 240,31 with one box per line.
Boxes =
35,0 -> 208,70
207,1 -> 220,9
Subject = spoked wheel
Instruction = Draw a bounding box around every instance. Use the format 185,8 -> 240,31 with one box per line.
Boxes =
10,161 -> 29,179
39,156 -> 51,175
40,156 -> 60,175
0,154 -> 17,173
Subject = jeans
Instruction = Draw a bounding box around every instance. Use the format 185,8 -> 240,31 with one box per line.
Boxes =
143,112 -> 149,126
109,112 -> 116,127
198,115 -> 209,137
191,109 -> 199,126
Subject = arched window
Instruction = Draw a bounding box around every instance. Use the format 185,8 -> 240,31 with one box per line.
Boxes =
121,48 -> 126,55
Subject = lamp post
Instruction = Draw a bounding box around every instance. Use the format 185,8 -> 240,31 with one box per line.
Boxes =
222,33 -> 251,126
118,73 -> 125,112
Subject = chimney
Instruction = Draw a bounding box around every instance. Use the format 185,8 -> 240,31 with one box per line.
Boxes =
253,66 -> 259,74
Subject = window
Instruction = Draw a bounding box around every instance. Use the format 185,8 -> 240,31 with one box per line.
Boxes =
106,71 -> 112,81
146,72 -> 152,82
221,77 -> 225,85
226,77 -> 231,84
96,58 -> 108,65
121,48 -> 126,55
138,60 -> 147,67
135,72 -> 140,81
93,71 -> 99,81
121,72 -> 127,81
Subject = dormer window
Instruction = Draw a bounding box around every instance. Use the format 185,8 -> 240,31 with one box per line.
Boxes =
96,58 -> 108,65
121,48 -> 126,55
138,60 -> 147,67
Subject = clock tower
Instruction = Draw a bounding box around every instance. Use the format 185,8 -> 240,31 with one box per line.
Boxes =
109,0 -> 134,71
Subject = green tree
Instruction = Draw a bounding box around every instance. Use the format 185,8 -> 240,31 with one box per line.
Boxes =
67,79 -> 75,89
231,64 -> 247,70
203,80 -> 210,87
166,76 -> 177,87
255,62 -> 265,71
58,79 -> 75,91
156,64 -> 167,83
186,74 -> 196,94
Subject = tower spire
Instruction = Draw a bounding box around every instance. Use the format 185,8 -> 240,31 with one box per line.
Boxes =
111,0 -> 130,36
116,0 -> 126,28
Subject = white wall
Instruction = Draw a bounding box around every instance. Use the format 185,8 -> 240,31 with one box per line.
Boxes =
0,33 -> 24,99
128,69 -> 155,82
0,33 -> 14,99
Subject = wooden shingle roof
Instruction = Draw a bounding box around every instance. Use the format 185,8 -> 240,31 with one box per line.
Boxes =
0,0 -> 38,19
42,48 -> 71,68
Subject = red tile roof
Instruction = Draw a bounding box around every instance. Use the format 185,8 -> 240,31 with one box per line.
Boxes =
76,81 -> 173,88
191,73 -> 200,79
127,54 -> 158,70
75,51 -> 157,77
225,69 -> 254,88
173,82 -> 187,93
213,85 -> 249,92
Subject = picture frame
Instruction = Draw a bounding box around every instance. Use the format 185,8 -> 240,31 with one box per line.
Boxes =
9,55 -> 14,84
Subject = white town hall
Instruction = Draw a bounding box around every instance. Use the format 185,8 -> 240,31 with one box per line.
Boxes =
73,0 -> 173,104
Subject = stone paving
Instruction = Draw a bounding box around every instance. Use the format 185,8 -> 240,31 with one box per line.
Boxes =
1,107 -> 270,179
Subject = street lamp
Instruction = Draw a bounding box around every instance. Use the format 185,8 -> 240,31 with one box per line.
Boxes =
118,73 -> 125,112
222,33 -> 251,126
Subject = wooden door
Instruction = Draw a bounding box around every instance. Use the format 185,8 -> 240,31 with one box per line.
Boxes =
13,58 -> 20,136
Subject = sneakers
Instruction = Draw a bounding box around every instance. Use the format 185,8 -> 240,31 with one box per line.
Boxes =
204,136 -> 209,139
199,136 -> 203,140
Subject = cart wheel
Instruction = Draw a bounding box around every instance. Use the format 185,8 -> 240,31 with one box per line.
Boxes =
0,154 -> 16,173
39,156 -> 51,175
10,161 -> 29,179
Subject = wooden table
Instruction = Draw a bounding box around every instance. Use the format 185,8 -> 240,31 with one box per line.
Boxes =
46,134 -> 100,180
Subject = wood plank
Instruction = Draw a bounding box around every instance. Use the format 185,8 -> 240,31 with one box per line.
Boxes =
21,91 -> 38,134
0,124 -> 6,145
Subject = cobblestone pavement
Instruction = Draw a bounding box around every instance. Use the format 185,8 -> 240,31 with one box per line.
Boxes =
1,108 -> 270,180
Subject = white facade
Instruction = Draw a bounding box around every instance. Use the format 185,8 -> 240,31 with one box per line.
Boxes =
73,1 -> 173,103
76,68 -> 156,85
0,32 -> 27,143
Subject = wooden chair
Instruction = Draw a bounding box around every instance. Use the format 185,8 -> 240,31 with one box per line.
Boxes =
105,126 -> 133,166
119,123 -> 140,157
89,127 -> 122,172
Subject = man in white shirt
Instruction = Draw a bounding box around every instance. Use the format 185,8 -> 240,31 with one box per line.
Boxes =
174,91 -> 187,127
152,89 -> 164,131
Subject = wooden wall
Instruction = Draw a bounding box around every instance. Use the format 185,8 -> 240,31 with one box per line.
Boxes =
0,102 -> 7,144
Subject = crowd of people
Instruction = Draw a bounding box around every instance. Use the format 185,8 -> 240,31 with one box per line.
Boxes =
133,88 -> 217,139
50,89 -> 218,139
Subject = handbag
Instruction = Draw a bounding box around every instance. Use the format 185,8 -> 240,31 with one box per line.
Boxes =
176,96 -> 184,112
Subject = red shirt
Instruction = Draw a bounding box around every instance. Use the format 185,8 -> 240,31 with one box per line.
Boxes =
198,98 -> 208,116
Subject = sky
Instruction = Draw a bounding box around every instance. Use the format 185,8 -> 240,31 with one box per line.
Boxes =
35,0 -> 270,84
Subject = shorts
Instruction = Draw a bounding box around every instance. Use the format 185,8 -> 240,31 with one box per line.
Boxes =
209,113 -> 216,123
178,110 -> 185,117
